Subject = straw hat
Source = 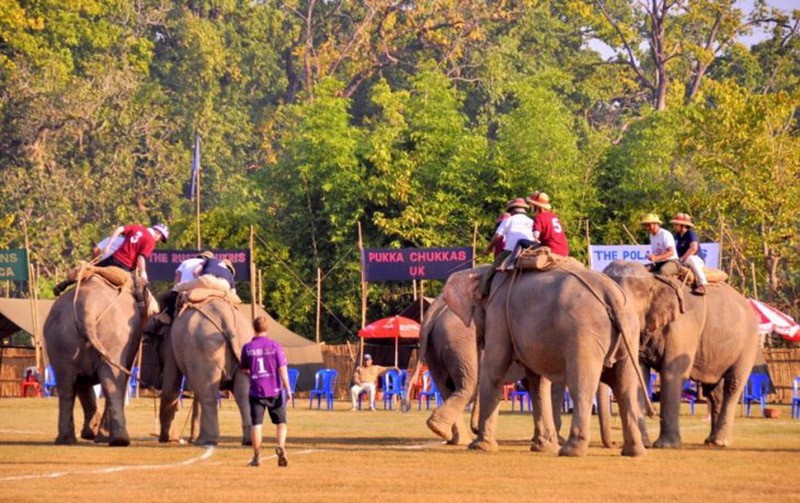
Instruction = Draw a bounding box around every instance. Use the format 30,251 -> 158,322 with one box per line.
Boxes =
640,213 -> 662,225
221,258 -> 235,276
197,250 -> 214,259
669,213 -> 694,227
506,198 -> 529,211
526,192 -> 552,210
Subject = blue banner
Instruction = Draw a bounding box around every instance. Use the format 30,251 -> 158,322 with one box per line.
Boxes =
147,249 -> 250,282
361,247 -> 473,282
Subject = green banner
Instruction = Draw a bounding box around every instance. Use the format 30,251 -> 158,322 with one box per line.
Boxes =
0,249 -> 28,281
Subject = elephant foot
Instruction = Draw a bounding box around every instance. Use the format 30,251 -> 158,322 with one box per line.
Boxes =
54,433 -> 77,445
192,438 -> 218,447
558,439 -> 588,457
447,424 -> 470,446
468,438 -> 498,452
80,426 -> 97,441
704,437 -> 729,448
109,435 -> 130,447
93,434 -> 111,444
426,416 -> 454,442
530,439 -> 559,454
621,443 -> 646,457
653,436 -> 682,449
557,434 -> 567,446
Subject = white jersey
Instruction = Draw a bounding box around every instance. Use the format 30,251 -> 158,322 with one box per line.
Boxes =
496,213 -> 534,251
175,257 -> 205,285
96,236 -> 124,260
649,228 -> 678,261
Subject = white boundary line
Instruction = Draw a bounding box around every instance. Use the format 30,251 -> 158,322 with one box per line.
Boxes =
0,447 -> 215,483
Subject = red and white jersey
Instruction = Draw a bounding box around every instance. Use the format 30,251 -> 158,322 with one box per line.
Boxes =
112,225 -> 156,269
533,211 -> 569,256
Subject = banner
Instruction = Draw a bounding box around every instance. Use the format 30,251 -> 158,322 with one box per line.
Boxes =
589,243 -> 720,272
0,249 -> 28,281
147,249 -> 250,282
362,247 -> 473,282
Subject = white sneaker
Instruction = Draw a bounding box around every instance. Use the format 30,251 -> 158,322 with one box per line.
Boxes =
350,407 -> 357,411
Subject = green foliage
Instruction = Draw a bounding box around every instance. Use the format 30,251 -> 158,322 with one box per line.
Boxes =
0,0 -> 798,339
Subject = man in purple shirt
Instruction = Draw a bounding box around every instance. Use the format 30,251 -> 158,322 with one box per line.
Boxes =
241,316 -> 291,467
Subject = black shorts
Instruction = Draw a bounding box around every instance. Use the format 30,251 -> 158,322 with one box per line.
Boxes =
249,394 -> 287,426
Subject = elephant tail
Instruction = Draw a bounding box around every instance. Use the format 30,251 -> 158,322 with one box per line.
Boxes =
74,286 -> 133,377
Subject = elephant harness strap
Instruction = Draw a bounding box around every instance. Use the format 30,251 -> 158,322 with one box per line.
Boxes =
653,275 -> 686,315
178,295 -> 242,367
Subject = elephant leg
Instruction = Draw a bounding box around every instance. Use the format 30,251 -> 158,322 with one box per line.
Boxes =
530,373 -> 559,454
559,359 -> 602,457
98,366 -> 131,447
596,381 -> 616,449
158,342 -> 182,443
54,373 -> 78,445
610,363 -> 646,457
637,364 -> 653,448
549,381 -> 566,444
468,333 -> 512,452
186,362 -> 223,446
706,368 -> 747,448
232,371 -> 253,445
76,382 -> 99,440
428,369 -> 474,445
653,369 -> 684,449
190,399 -> 201,443
702,381 -> 723,442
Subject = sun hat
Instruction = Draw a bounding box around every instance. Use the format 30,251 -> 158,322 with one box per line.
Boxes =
221,258 -> 235,276
197,250 -> 214,259
669,213 -> 694,227
364,354 -> 372,361
526,192 -> 552,210
640,213 -> 662,225
152,223 -> 169,242
506,198 -> 529,211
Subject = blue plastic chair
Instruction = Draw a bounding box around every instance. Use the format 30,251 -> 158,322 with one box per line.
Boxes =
682,379 -> 697,416
398,369 -> 409,392
647,371 -> 658,401
418,371 -> 442,410
286,368 -> 300,408
792,377 -> 800,419
382,369 -> 405,410
309,369 -> 338,410
509,381 -> 531,412
42,364 -> 57,397
743,373 -> 770,417
128,366 -> 140,398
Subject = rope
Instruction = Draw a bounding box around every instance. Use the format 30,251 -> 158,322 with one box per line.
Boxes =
184,297 -> 242,377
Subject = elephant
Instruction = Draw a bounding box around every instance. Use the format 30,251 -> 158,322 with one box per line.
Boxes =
444,265 -> 650,457
603,260 -> 759,448
43,275 -> 142,446
404,294 -> 479,445
406,294 -> 616,449
157,296 -> 254,446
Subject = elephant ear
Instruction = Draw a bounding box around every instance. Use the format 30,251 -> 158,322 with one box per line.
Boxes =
443,266 -> 485,328
645,280 -> 681,332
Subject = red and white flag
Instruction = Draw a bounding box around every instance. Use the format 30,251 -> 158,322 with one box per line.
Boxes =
748,299 -> 800,341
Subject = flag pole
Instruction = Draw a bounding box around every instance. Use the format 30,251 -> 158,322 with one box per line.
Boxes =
194,134 -> 201,250
23,224 -> 41,370
316,267 -> 322,344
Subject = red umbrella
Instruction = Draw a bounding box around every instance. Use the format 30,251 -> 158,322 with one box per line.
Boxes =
358,316 -> 420,367
748,299 -> 800,342
358,316 -> 420,339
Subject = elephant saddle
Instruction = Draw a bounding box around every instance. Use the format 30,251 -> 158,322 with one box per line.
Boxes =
67,263 -> 131,289
506,247 -> 583,273
677,265 -> 728,285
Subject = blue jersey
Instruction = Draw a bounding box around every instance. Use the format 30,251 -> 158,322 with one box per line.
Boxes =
675,229 -> 699,258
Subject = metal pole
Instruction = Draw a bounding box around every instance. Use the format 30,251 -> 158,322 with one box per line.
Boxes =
472,222 -> 478,268
358,221 -> 366,363
24,226 -> 41,370
316,267 -> 322,344
257,269 -> 263,307
751,262 -> 758,300
585,219 -> 593,269
195,135 -> 202,250
412,279 -> 417,301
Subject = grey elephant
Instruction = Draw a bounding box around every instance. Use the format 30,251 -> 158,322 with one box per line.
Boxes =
404,294 -> 479,445
407,294 -> 615,449
604,260 -> 759,448
158,297 -> 254,446
445,265 -> 650,457
44,275 -> 142,446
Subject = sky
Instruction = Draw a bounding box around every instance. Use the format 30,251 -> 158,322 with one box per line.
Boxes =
589,0 -> 798,59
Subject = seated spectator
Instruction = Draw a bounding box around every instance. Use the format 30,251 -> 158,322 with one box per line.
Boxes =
349,354 -> 391,411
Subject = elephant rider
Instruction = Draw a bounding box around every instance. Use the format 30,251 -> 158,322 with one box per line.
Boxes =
526,191 -> 569,257
641,213 -> 679,277
52,223 -> 168,296
241,316 -> 291,468
156,251 -> 215,326
92,235 -> 124,260
481,198 -> 534,295
350,354 -> 391,411
671,213 -> 708,295
193,256 -> 236,291
490,211 -> 511,258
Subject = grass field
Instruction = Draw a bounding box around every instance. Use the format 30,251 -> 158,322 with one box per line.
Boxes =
1,397 -> 799,502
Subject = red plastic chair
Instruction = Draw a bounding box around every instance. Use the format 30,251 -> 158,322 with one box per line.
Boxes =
20,375 -> 41,398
